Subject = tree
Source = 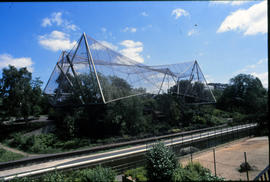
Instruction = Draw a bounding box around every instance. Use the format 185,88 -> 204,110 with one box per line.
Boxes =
0,65 -> 43,122
146,142 -> 178,182
217,74 -> 267,114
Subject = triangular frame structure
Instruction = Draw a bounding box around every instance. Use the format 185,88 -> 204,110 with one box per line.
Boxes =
44,32 -> 216,106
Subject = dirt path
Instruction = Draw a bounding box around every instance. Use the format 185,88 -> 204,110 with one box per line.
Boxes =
0,143 -> 37,157
179,136 -> 269,181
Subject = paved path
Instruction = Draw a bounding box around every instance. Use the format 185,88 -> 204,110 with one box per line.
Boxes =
179,136 -> 269,181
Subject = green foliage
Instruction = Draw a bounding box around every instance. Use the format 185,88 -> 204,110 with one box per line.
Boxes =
231,112 -> 245,123
123,161 -> 224,182
0,66 -> 45,122
172,162 -> 225,181
124,167 -> 147,182
217,74 -> 267,114
80,166 -> 116,182
32,105 -> 42,118
5,166 -> 116,182
0,148 -> 24,162
9,177 -> 34,182
172,165 -> 199,182
146,142 -> 177,182
41,171 -> 66,182
7,133 -> 60,154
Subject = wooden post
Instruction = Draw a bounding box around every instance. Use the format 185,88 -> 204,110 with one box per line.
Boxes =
213,148 -> 217,177
244,152 -> 249,181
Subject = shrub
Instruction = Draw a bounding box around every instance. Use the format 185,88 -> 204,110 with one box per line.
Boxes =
9,177 -> 34,182
183,162 -> 225,181
41,171 -> 66,182
172,165 -> 199,181
80,166 -> 116,182
124,167 -> 147,182
184,162 -> 210,176
192,115 -> 207,125
0,148 -> 24,162
232,112 -> 245,123
32,105 -> 41,118
146,142 -> 177,182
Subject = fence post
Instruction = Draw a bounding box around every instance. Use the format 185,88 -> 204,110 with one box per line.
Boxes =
190,146 -> 193,163
236,125 -> 238,138
182,134 -> 183,144
244,152 -> 249,181
214,128 -> 217,147
221,127 -> 223,143
213,148 -> 217,177
208,131 -> 210,147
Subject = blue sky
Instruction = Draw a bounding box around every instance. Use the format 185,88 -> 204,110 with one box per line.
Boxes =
0,1 -> 268,88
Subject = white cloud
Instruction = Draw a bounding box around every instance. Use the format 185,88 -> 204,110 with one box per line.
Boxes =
91,40 -> 118,51
41,18 -> 52,27
119,40 -> 144,63
120,40 -> 142,48
231,1 -> 248,6
89,40 -> 119,54
257,58 -> 267,65
171,8 -> 189,19
233,58 -> 268,88
141,12 -> 149,16
141,24 -> 153,31
123,27 -> 137,33
100,41 -> 118,51
101,27 -> 107,32
65,24 -> 78,31
38,30 -> 77,52
205,74 -> 214,83
209,1 -> 249,6
237,58 -> 268,73
217,1 -> 267,35
251,72 -> 268,88
187,29 -> 198,36
41,12 -> 79,31
0,54 -> 34,72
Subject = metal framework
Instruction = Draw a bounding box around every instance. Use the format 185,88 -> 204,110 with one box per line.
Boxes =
43,32 -> 216,106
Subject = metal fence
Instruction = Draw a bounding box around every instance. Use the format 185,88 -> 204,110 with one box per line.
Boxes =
254,165 -> 270,181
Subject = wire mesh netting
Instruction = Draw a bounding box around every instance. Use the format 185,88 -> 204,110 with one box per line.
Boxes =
43,33 -> 216,106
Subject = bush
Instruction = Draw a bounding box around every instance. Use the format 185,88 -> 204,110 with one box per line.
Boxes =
32,105 -> 41,118
41,171 -> 66,182
0,148 -> 24,162
146,142 -> 177,182
183,162 -> 224,181
172,165 -> 199,181
80,166 -> 116,182
231,112 -> 245,123
124,167 -> 147,182
9,177 -> 34,182
7,133 -> 60,154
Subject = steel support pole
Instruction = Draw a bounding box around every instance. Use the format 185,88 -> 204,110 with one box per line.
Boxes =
83,32 -> 106,104
196,61 -> 216,103
158,71 -> 167,95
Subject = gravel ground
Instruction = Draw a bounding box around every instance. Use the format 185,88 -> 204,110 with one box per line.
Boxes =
179,136 -> 269,181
